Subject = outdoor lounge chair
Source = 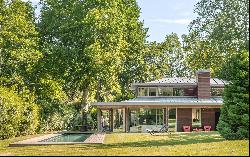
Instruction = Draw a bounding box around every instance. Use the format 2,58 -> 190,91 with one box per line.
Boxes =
101,125 -> 110,132
146,124 -> 169,135
204,125 -> 211,131
183,125 -> 191,132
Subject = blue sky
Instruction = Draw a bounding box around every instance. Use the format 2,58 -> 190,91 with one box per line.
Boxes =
137,0 -> 199,42
25,0 -> 199,42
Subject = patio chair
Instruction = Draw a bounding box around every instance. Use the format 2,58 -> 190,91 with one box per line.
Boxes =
204,125 -> 211,131
101,125 -> 110,132
146,124 -> 169,135
183,125 -> 191,132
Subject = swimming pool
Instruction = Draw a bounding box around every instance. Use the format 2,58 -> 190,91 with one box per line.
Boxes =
9,132 -> 105,146
40,133 -> 91,142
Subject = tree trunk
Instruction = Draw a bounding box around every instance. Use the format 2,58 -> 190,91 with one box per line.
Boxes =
81,88 -> 89,131
96,79 -> 101,102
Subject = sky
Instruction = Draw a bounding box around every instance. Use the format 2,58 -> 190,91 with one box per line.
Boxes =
136,0 -> 199,42
25,0 -> 199,43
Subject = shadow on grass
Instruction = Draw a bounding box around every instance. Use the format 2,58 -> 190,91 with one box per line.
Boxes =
73,132 -> 226,149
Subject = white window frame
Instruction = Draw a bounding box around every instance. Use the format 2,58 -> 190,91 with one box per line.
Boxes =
137,87 -> 149,97
192,108 -> 202,127
148,87 -> 158,96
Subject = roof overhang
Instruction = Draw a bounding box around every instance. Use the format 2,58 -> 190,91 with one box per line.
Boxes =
92,101 -> 222,109
130,83 -> 197,90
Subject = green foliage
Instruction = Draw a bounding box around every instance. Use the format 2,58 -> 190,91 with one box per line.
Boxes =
0,87 -> 23,139
88,107 -> 97,129
185,0 -> 249,76
0,0 -> 42,90
115,0 -> 149,101
37,100 -> 81,132
38,0 -> 150,128
18,90 -> 39,135
159,33 -> 189,77
217,50 -> 249,140
0,86 -> 39,139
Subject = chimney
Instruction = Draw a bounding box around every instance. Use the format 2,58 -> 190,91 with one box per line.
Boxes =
196,70 -> 211,99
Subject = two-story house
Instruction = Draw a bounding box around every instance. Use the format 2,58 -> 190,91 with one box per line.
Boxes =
92,70 -> 228,132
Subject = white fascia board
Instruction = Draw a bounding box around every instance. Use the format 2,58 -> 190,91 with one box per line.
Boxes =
91,101 -> 222,106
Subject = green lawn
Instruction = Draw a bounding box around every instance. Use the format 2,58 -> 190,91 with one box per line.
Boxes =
0,132 -> 248,156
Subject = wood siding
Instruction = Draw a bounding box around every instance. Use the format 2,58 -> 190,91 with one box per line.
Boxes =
184,87 -> 197,96
201,108 -> 220,131
177,108 -> 192,132
197,71 -> 211,98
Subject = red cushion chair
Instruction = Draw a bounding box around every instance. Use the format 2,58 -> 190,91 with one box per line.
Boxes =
183,125 -> 191,132
204,125 -> 211,131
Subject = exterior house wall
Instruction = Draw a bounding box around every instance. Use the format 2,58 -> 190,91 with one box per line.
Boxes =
184,87 -> 197,96
201,108 -> 220,131
95,70 -> 225,133
177,108 -> 192,132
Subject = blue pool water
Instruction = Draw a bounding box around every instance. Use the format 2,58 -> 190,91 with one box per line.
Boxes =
40,133 -> 91,142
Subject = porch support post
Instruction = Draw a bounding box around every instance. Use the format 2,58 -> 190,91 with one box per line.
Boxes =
176,107 -> 178,132
97,108 -> 102,132
163,107 -> 168,125
165,107 -> 169,126
123,108 -> 126,132
124,107 -> 130,133
109,108 -> 113,132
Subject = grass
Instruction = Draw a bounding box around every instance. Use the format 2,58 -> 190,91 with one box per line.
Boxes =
0,131 -> 248,156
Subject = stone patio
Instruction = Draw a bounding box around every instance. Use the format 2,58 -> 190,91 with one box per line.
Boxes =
83,133 -> 105,144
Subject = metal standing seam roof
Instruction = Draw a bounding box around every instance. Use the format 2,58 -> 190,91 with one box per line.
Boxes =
92,97 -> 223,106
132,77 -> 228,87
123,97 -> 222,103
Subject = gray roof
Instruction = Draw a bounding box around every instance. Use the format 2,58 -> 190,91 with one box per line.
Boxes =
123,97 -> 222,103
131,77 -> 228,88
92,97 -> 223,107
148,77 -> 196,84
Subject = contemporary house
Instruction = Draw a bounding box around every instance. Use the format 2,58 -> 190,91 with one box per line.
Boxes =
92,70 -> 228,133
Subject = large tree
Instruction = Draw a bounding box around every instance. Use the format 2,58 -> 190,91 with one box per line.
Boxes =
160,33 -> 189,77
0,0 -> 40,137
116,0 -> 149,101
184,0 -> 249,76
38,0 -> 149,128
217,50 -> 249,140
0,0 -> 42,92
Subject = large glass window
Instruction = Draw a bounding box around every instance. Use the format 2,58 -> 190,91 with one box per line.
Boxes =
173,88 -> 184,96
168,108 -> 176,132
129,108 -> 164,132
211,88 -> 224,96
149,87 -> 157,96
158,87 -> 173,96
138,87 -> 148,96
138,87 -> 188,97
138,109 -> 163,125
113,109 -> 124,132
192,108 -> 201,127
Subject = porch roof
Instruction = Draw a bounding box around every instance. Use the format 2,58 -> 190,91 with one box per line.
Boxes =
92,97 -> 223,108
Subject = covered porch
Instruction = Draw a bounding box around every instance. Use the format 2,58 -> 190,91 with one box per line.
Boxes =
92,97 -> 222,133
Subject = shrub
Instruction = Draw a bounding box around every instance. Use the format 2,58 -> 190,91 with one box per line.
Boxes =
0,87 -> 39,139
37,100 -> 81,132
217,50 -> 249,140
0,87 -> 23,139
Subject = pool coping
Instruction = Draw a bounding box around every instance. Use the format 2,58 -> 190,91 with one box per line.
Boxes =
9,132 -> 105,147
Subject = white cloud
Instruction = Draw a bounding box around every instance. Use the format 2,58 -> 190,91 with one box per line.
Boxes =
148,19 -> 192,25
